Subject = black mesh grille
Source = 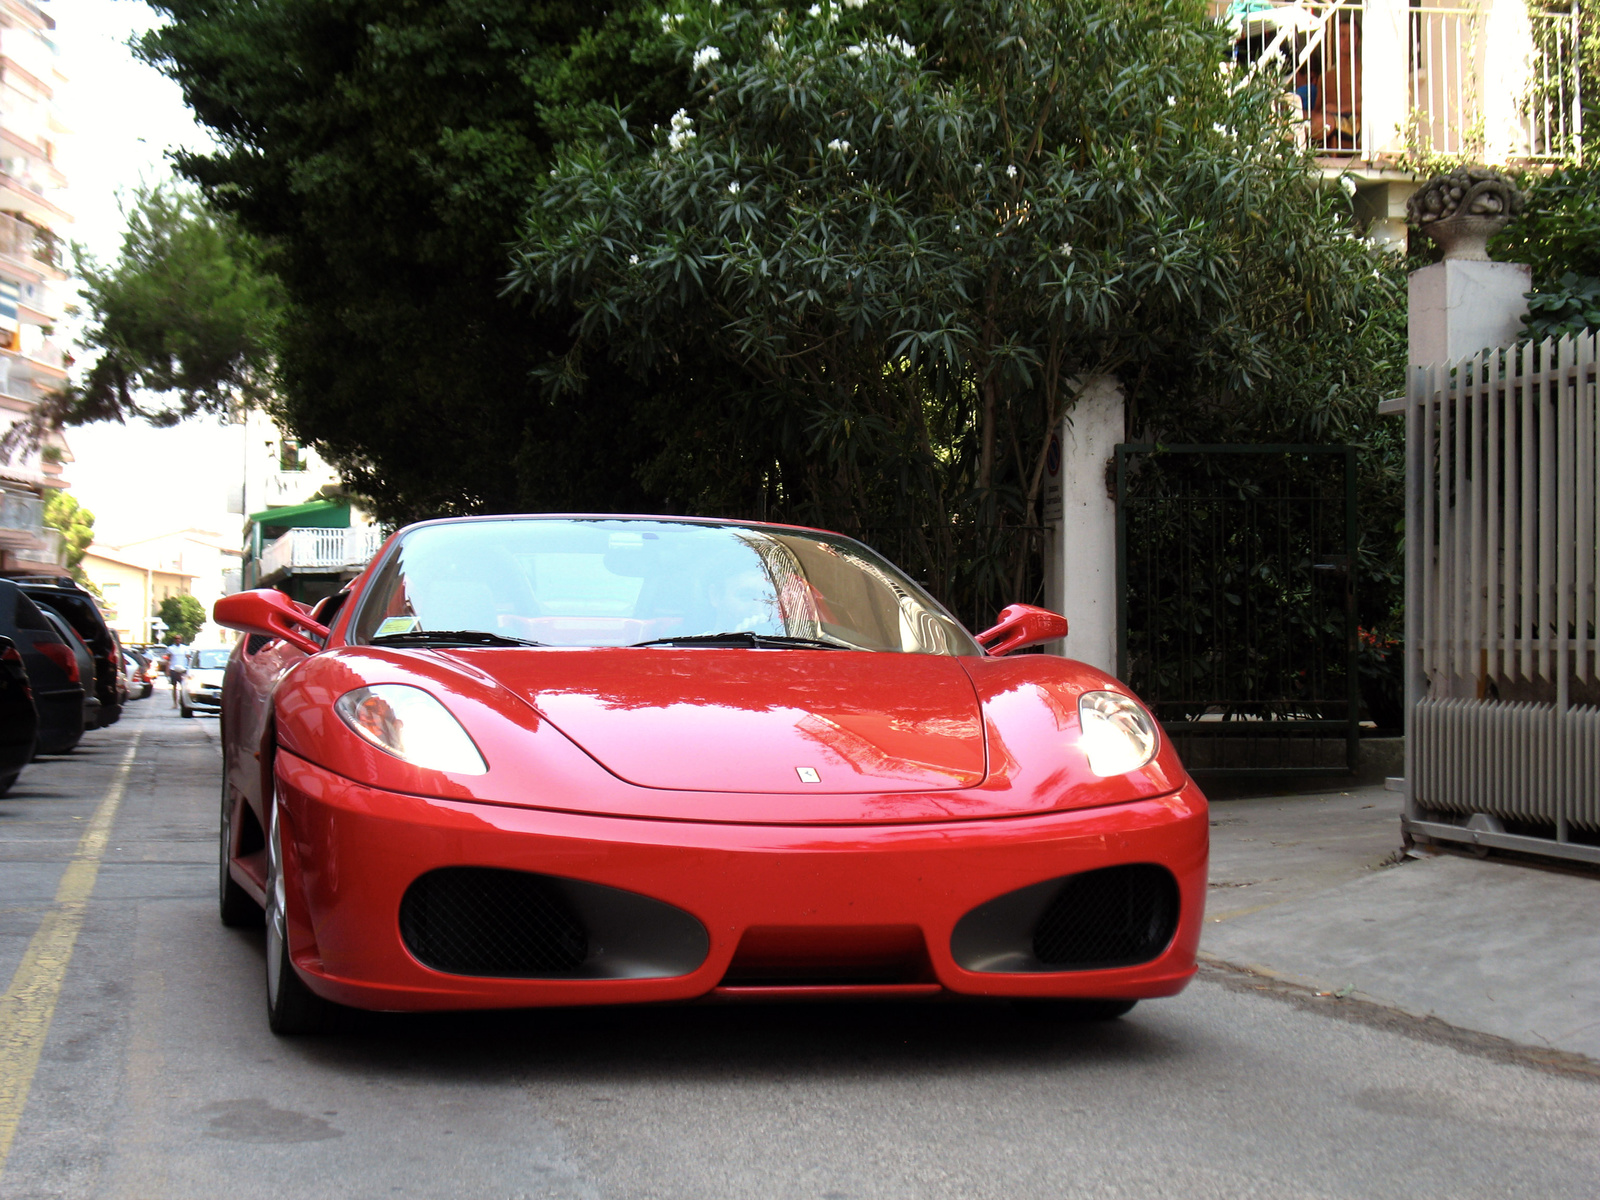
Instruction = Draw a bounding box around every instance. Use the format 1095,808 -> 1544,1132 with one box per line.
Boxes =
1031,864 -> 1179,969
399,867 -> 589,977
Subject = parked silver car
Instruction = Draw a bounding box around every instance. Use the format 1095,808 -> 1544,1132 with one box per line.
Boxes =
178,648 -> 230,718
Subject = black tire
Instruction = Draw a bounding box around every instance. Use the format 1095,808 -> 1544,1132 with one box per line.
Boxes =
1014,998 -> 1138,1021
219,769 -> 262,928
264,799 -> 333,1034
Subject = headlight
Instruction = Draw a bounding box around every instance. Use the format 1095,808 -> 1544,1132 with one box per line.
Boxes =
334,684 -> 488,775
1077,690 -> 1159,777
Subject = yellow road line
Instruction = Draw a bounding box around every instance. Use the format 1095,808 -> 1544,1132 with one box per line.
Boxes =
0,733 -> 142,1176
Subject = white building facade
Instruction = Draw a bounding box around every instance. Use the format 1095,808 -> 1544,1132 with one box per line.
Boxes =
0,0 -> 70,575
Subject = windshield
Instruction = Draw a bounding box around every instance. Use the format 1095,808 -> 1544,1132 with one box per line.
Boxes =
193,650 -> 231,670
350,518 -> 979,654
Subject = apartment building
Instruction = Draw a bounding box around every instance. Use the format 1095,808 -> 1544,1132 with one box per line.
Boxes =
1222,0 -> 1584,245
0,0 -> 68,575
230,406 -> 379,605
80,543 -> 197,645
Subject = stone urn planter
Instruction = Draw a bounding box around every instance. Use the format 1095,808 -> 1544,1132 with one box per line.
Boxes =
1405,167 -> 1526,261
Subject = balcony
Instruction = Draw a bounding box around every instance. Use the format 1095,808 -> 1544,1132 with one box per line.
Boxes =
0,210 -> 60,274
1228,0 -> 1584,167
0,488 -> 60,567
258,526 -> 383,585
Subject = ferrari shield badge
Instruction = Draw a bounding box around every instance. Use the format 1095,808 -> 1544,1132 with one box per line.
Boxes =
795,766 -> 821,784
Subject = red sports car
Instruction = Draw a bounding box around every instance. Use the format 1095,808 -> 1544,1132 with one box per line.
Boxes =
214,515 -> 1207,1033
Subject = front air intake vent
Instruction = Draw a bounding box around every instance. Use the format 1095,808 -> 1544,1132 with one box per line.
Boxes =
950,863 -> 1181,974
1031,864 -> 1179,969
400,867 -> 589,977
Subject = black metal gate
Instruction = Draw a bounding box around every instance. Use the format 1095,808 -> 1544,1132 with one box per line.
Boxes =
1115,445 -> 1359,773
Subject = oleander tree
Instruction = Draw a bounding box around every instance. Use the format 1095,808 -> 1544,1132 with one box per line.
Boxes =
511,0 -> 1395,620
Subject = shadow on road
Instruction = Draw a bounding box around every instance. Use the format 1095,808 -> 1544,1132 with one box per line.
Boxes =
222,930 -> 1190,1085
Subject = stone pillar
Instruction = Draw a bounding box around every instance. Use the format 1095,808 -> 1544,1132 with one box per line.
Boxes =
1408,261 -> 1531,366
1406,167 -> 1530,367
1041,376 -> 1123,674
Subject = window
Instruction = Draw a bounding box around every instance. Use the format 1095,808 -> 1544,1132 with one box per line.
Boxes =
279,439 -> 307,472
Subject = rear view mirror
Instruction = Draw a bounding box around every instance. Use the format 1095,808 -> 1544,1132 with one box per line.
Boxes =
214,590 -> 330,656
975,604 -> 1069,657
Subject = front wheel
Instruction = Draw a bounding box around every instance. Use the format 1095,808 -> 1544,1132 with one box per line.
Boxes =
264,798 -> 333,1034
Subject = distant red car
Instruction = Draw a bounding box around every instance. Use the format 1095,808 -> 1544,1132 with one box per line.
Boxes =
215,516 -> 1207,1034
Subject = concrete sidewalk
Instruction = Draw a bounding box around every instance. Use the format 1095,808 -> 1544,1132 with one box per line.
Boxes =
1199,782 -> 1600,1061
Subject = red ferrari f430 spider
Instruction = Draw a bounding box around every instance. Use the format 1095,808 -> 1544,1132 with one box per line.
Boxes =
214,515 -> 1207,1033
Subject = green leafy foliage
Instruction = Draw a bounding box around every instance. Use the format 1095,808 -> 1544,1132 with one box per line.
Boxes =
68,185 -> 283,426
1522,272 -> 1600,341
157,593 -> 206,645
1492,160 -> 1600,341
137,0 -> 689,523
512,0 -> 1402,625
42,490 -> 95,582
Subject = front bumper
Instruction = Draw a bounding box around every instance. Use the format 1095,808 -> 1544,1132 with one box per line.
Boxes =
185,687 -> 223,711
273,750 -> 1209,1012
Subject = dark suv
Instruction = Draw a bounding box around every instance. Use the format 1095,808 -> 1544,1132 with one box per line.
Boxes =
12,578 -> 122,726
0,579 -> 86,754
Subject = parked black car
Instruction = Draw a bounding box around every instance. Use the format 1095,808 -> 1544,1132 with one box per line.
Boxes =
37,606 -> 101,731
0,579 -> 86,755
0,635 -> 36,796
14,578 -> 122,726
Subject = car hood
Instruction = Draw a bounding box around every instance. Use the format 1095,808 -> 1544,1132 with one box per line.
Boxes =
189,669 -> 227,685
472,649 -> 987,794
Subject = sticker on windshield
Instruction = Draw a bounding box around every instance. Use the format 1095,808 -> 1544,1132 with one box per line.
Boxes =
376,616 -> 420,636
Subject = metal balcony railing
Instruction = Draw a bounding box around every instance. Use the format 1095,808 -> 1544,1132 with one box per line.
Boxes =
1228,0 -> 1584,165
258,526 -> 383,582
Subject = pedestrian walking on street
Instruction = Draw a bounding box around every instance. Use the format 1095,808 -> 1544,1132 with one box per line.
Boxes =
168,649 -> 187,707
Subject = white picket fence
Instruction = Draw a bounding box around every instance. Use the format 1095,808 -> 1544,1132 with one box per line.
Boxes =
1398,332 -> 1600,863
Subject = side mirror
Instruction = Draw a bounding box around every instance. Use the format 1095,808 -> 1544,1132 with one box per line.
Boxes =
214,590 -> 330,657
975,603 -> 1069,657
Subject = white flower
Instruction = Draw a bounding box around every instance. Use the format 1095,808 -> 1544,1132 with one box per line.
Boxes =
808,3 -> 820,14
728,180 -> 741,194
692,46 -> 721,70
1057,243 -> 1073,257
659,12 -> 681,28
843,0 -> 867,8
826,138 -> 852,152
884,34 -> 916,58
845,43 -> 865,56
953,223 -> 961,232
1005,164 -> 1017,178
667,108 -> 696,150
1166,95 -> 1177,107
629,254 -> 640,265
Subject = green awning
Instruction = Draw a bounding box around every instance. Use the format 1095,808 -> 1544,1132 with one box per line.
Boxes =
247,500 -> 350,529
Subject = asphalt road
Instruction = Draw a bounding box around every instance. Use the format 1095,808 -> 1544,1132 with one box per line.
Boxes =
1,700 -> 1595,1200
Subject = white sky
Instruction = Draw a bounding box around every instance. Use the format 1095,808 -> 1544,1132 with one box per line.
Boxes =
50,0 -> 246,548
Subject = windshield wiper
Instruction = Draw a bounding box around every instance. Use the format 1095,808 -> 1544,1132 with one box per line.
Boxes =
370,630 -> 546,648
629,631 -> 854,650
